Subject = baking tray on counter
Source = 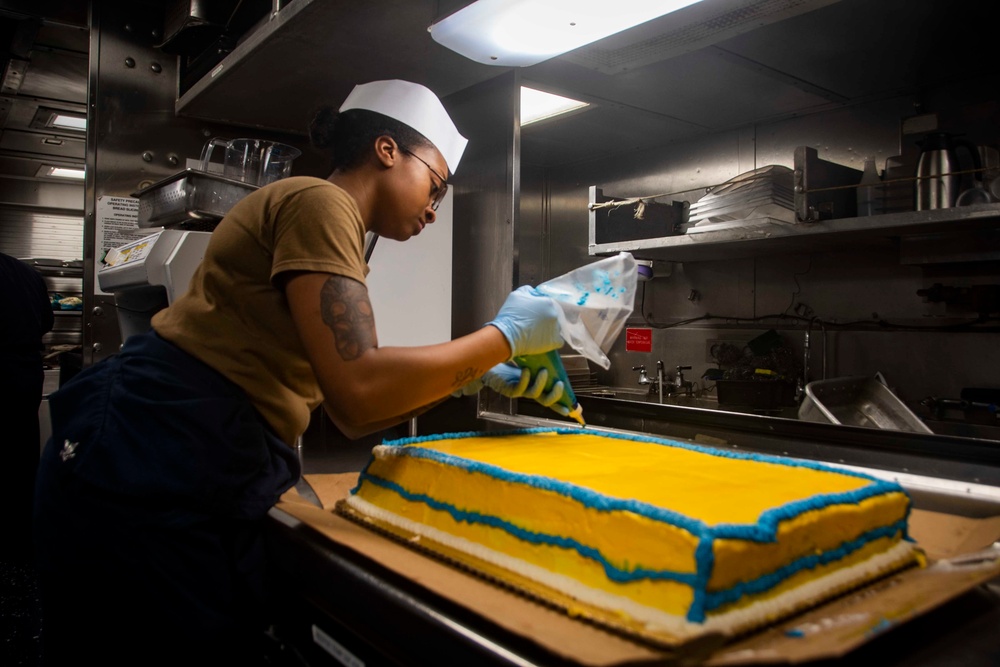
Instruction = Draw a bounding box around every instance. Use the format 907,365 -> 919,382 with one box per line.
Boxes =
274,473 -> 1000,667
131,168 -> 258,229
798,375 -> 934,433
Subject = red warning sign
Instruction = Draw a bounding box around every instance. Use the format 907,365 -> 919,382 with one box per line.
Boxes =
625,327 -> 652,353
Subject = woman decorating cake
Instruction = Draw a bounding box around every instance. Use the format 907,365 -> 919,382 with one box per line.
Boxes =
34,79 -> 567,664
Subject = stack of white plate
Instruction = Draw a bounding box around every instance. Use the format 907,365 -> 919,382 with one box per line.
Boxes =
688,165 -> 795,232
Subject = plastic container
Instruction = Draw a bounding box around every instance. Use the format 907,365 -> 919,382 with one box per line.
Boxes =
200,137 -> 301,186
798,375 -> 933,433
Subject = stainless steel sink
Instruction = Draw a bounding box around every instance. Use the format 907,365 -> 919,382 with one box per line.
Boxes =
579,387 -> 652,400
576,387 -> 806,418
578,387 -> 720,410
660,394 -> 722,410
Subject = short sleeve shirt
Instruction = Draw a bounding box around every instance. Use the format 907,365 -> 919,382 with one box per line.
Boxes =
152,177 -> 368,445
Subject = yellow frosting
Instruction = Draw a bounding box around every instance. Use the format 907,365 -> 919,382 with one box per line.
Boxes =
347,429 -> 920,638
412,432 -> 874,525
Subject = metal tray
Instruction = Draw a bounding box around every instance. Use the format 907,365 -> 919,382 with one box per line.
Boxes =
798,375 -> 933,433
131,169 -> 258,229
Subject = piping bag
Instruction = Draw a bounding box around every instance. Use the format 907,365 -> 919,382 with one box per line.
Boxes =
513,350 -> 585,425
512,253 -> 639,427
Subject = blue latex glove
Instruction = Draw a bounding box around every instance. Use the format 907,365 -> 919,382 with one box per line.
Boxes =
453,363 -> 570,417
487,285 -> 563,359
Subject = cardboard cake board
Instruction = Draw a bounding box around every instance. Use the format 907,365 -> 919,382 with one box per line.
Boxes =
275,473 -> 1000,666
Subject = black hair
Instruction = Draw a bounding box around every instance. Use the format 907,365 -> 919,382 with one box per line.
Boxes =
308,106 -> 434,172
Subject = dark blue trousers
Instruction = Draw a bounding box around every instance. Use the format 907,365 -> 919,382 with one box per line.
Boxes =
34,331 -> 301,665
1,350 -> 43,563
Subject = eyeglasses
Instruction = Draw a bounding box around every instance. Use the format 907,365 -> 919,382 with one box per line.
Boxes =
400,148 -> 449,211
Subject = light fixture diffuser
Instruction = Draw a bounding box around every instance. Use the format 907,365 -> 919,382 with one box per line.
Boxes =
30,107 -> 87,134
37,165 -> 86,180
51,114 -> 87,131
429,0 -> 704,67
520,87 -> 589,126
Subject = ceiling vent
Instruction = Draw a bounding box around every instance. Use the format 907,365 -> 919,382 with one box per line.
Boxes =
561,0 -> 840,74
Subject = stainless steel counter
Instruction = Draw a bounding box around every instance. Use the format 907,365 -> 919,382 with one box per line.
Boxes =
264,502 -> 1000,667
266,411 -> 1000,666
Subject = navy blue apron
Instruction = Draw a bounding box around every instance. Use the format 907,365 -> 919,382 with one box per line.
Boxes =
34,330 -> 301,664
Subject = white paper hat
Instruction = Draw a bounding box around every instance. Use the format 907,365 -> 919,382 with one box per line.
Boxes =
339,80 -> 468,174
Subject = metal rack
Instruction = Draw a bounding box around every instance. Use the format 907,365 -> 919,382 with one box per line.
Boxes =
27,258 -> 84,348
131,169 -> 258,229
588,147 -> 1000,263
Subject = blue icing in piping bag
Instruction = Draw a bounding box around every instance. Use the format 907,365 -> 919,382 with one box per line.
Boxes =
513,253 -> 639,427
513,350 -> 585,426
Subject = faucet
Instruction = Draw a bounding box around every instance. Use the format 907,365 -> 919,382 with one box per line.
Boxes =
669,365 -> 694,396
655,360 -> 665,402
633,362 -> 666,402
632,364 -> 651,388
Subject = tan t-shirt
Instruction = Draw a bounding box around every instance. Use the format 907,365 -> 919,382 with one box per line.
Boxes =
152,176 -> 369,445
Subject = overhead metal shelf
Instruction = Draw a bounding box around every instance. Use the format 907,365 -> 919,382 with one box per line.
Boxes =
174,0 -> 502,134
589,147 -> 1000,263
589,203 -> 1000,263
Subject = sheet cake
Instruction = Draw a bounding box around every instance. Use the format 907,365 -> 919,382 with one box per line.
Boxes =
341,428 -> 923,642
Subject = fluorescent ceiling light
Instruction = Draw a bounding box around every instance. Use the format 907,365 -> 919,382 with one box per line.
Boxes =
30,107 -> 87,134
37,165 -> 86,180
429,0 -> 704,67
51,167 -> 86,179
51,113 -> 87,131
521,87 -> 589,126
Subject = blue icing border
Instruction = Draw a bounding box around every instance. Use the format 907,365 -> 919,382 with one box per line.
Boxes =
376,427 -> 887,482
353,427 -> 912,622
702,520 -> 907,614
358,472 -> 700,586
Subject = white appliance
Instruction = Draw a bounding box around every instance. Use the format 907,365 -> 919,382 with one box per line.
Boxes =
97,229 -> 212,341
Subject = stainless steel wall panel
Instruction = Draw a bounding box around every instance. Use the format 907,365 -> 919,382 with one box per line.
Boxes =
518,84 -> 712,169
598,323 -> 1000,411
0,177 -> 83,210
519,83 -> 1000,432
16,47 -> 88,103
0,128 -> 85,158
526,126 -> 750,284
753,96 -> 917,178
0,1 -> 88,30
0,209 -> 82,258
83,0 -> 312,364
445,72 -> 519,338
517,162 -> 546,290
646,257 -> 757,320
0,153 -> 82,178
5,95 -> 85,131
443,73 -> 520,422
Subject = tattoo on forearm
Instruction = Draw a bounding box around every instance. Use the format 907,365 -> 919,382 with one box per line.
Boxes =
453,366 -> 482,389
320,276 -> 377,361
